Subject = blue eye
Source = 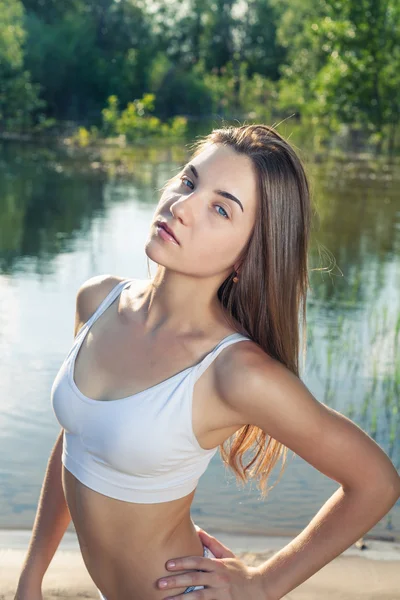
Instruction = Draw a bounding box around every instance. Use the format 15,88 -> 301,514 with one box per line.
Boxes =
180,176 -> 194,190
216,206 -> 228,218
179,176 -> 230,219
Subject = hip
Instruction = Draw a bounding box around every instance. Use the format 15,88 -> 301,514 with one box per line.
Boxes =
97,544 -> 216,599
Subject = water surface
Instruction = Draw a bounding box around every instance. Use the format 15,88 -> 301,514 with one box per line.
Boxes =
0,140 -> 399,540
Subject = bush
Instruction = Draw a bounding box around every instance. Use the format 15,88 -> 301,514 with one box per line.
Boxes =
70,92 -> 188,145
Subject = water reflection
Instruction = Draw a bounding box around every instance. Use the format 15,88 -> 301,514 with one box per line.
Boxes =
0,142 -> 108,274
0,139 -> 399,537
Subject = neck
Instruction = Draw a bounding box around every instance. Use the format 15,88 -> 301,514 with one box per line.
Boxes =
137,266 -> 229,337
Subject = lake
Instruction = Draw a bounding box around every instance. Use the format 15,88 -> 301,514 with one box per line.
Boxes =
0,138 -> 399,541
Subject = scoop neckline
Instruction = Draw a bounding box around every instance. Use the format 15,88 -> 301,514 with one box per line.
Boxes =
68,329 -> 242,405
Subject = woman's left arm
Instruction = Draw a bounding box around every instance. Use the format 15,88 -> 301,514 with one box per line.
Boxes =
215,345 -> 400,599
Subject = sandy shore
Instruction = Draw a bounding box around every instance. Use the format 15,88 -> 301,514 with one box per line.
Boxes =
1,529 -> 399,599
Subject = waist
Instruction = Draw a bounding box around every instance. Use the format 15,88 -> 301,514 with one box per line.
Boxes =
63,464 -> 198,538
78,513 -> 205,599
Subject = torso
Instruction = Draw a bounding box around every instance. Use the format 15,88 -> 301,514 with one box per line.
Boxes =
61,276 -> 249,599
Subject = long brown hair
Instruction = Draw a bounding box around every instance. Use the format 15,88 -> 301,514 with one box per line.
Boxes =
152,124 -> 312,498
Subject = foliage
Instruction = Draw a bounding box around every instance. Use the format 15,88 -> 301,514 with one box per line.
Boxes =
276,0 -> 400,150
23,0 -> 155,122
71,92 -> 188,146
0,0 -> 397,151
150,59 -> 215,119
0,0 -> 43,131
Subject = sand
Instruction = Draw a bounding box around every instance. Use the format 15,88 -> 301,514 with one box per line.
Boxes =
1,529 -> 399,599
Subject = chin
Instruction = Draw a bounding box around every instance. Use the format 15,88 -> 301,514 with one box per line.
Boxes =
144,238 -> 170,267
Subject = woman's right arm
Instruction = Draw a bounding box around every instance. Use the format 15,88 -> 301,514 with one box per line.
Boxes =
15,274 -> 125,597
15,428 -> 71,597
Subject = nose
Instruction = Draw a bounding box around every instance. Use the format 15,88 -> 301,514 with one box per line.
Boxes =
169,192 -> 195,225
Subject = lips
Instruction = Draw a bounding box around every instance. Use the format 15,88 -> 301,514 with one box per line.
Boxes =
156,220 -> 180,245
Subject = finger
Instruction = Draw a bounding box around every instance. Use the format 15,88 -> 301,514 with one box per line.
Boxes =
165,556 -> 213,571
197,531 -> 235,559
158,570 -> 208,591
197,529 -> 220,547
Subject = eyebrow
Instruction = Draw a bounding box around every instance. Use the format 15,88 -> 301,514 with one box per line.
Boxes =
185,163 -> 244,213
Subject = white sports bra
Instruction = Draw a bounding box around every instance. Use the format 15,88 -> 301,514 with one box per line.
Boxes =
51,278 -> 251,503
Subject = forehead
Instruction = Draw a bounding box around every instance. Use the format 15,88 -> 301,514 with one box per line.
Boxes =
188,143 -> 258,210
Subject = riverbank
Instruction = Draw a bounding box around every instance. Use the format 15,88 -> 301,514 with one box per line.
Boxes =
1,529 -> 399,599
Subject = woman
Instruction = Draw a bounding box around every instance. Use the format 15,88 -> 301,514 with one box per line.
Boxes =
15,124 -> 400,600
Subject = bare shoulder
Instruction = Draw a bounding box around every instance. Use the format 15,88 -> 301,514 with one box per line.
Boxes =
74,274 -> 127,336
214,338 -> 400,492
214,338 -> 277,419
214,338 -> 324,440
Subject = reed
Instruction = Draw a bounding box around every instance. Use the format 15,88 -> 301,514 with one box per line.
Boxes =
306,302 -> 400,473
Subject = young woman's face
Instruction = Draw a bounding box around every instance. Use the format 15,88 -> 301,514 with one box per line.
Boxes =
145,143 -> 258,281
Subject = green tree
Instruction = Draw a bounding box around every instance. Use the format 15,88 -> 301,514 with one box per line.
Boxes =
277,0 -> 400,151
144,0 -> 213,69
0,0 -> 43,131
23,0 -> 156,122
240,0 -> 286,81
146,0 -> 285,117
272,0 -> 329,113
311,0 -> 400,151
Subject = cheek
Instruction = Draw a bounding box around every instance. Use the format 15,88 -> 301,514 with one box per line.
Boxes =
155,192 -> 177,211
191,230 -> 242,267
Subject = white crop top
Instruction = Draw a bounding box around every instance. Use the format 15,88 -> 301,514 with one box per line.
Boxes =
51,278 -> 251,503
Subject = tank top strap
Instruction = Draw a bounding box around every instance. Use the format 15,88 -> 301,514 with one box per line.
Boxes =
192,332 -> 251,382
84,278 -> 134,330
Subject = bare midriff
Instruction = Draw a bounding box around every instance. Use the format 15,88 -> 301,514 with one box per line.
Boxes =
62,466 -> 205,600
